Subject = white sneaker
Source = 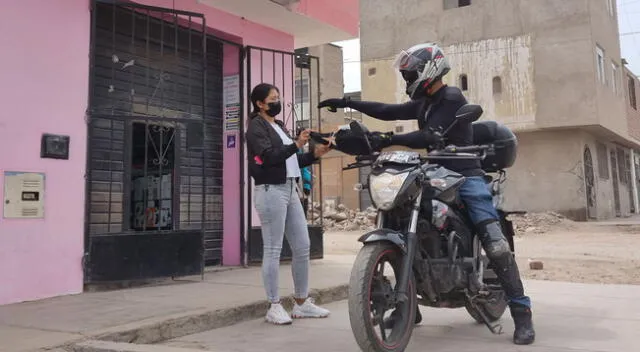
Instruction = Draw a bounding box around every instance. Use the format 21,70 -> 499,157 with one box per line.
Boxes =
265,303 -> 293,325
291,298 -> 330,319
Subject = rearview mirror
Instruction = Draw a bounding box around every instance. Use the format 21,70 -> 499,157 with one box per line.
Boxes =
349,120 -> 370,136
455,104 -> 483,123
348,120 -> 373,154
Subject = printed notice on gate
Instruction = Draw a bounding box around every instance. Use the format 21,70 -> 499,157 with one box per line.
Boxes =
224,75 -> 240,132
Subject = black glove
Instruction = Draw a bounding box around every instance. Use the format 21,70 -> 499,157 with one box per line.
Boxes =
425,131 -> 444,147
368,132 -> 393,152
318,97 -> 350,112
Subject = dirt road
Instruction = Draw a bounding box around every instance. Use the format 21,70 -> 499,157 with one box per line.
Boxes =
324,217 -> 640,285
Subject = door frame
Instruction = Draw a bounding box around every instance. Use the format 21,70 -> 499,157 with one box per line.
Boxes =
583,146 -> 597,219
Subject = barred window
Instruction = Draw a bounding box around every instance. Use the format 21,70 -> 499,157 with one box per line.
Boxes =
596,142 -> 609,179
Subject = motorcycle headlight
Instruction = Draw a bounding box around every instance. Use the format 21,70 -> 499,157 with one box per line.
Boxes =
369,172 -> 410,211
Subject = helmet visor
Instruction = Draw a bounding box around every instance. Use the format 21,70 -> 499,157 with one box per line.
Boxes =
392,49 -> 423,71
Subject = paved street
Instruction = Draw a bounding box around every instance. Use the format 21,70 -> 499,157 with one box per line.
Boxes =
164,280 -> 639,352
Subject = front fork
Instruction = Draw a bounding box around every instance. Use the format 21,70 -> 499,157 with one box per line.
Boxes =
394,192 -> 422,303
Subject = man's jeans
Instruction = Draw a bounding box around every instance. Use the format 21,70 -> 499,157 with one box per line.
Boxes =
458,176 -> 531,308
458,176 -> 499,225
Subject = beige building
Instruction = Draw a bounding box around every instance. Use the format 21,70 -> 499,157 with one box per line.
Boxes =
359,0 -> 640,220
623,66 -> 640,213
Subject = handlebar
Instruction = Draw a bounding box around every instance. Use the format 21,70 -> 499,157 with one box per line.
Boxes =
442,145 -> 490,153
356,155 -> 378,162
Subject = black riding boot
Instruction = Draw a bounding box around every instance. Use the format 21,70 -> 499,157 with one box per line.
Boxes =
510,303 -> 536,345
481,221 -> 535,345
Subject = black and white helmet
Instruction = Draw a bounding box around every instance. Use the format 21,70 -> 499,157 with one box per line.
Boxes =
393,43 -> 451,100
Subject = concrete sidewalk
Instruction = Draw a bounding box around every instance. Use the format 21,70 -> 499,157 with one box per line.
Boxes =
0,255 -> 355,352
165,280 -> 640,352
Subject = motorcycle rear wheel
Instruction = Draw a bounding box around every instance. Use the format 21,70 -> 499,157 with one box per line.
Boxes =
348,243 -> 417,352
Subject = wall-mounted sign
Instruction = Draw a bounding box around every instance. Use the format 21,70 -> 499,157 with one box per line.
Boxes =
227,134 -> 237,149
223,75 -> 240,132
3,171 -> 45,219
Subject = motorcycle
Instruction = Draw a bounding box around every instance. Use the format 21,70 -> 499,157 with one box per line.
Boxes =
321,104 -> 522,352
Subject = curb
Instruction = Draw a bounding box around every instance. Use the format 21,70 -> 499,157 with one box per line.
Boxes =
66,284 -> 348,350
69,340 -> 203,352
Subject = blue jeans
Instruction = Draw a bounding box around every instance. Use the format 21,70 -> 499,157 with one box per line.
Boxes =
458,176 -> 531,308
457,176 -> 499,225
254,179 -> 310,303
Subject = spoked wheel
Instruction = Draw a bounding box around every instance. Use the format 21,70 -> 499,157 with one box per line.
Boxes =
348,243 -> 417,352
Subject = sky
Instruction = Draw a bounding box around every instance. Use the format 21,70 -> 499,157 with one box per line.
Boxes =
333,0 -> 640,94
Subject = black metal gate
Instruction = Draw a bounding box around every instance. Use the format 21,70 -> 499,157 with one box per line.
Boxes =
244,46 -> 324,264
84,0 -> 231,282
583,146 -> 597,219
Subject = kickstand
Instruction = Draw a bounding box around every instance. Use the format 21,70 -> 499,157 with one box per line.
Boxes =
465,292 -> 503,335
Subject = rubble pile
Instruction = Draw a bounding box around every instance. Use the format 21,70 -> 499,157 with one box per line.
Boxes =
509,211 -> 570,235
308,203 -> 377,231
311,202 -> 572,235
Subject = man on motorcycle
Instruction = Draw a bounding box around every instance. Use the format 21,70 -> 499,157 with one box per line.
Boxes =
318,43 -> 535,345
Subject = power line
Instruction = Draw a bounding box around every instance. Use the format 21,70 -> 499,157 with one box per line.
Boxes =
621,31 -> 640,36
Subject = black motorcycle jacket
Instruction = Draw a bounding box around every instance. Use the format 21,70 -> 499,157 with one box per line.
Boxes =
347,85 -> 483,177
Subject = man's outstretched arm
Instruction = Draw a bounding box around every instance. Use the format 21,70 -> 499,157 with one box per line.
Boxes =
318,97 -> 420,121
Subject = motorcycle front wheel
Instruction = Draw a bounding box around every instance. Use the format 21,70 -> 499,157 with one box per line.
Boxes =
348,243 -> 417,352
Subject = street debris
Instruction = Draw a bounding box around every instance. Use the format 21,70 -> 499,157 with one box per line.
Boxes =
508,211 -> 573,235
312,201 -> 573,235
528,259 -> 544,270
307,203 -> 376,231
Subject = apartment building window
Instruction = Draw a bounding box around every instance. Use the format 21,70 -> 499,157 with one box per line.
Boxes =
607,0 -> 614,16
459,74 -> 468,91
596,142 -> 609,180
492,76 -> 502,95
611,61 -> 619,95
596,45 -> 606,85
629,75 -> 638,110
444,0 -> 471,10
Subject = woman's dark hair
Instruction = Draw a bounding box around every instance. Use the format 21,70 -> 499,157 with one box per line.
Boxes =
250,83 -> 279,119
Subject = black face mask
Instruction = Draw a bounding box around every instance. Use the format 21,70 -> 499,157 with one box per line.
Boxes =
402,70 -> 419,99
265,101 -> 282,117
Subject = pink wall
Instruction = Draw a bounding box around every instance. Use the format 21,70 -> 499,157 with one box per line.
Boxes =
296,0 -> 360,37
0,0 -> 307,306
222,44 -> 242,265
0,0 -> 89,305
